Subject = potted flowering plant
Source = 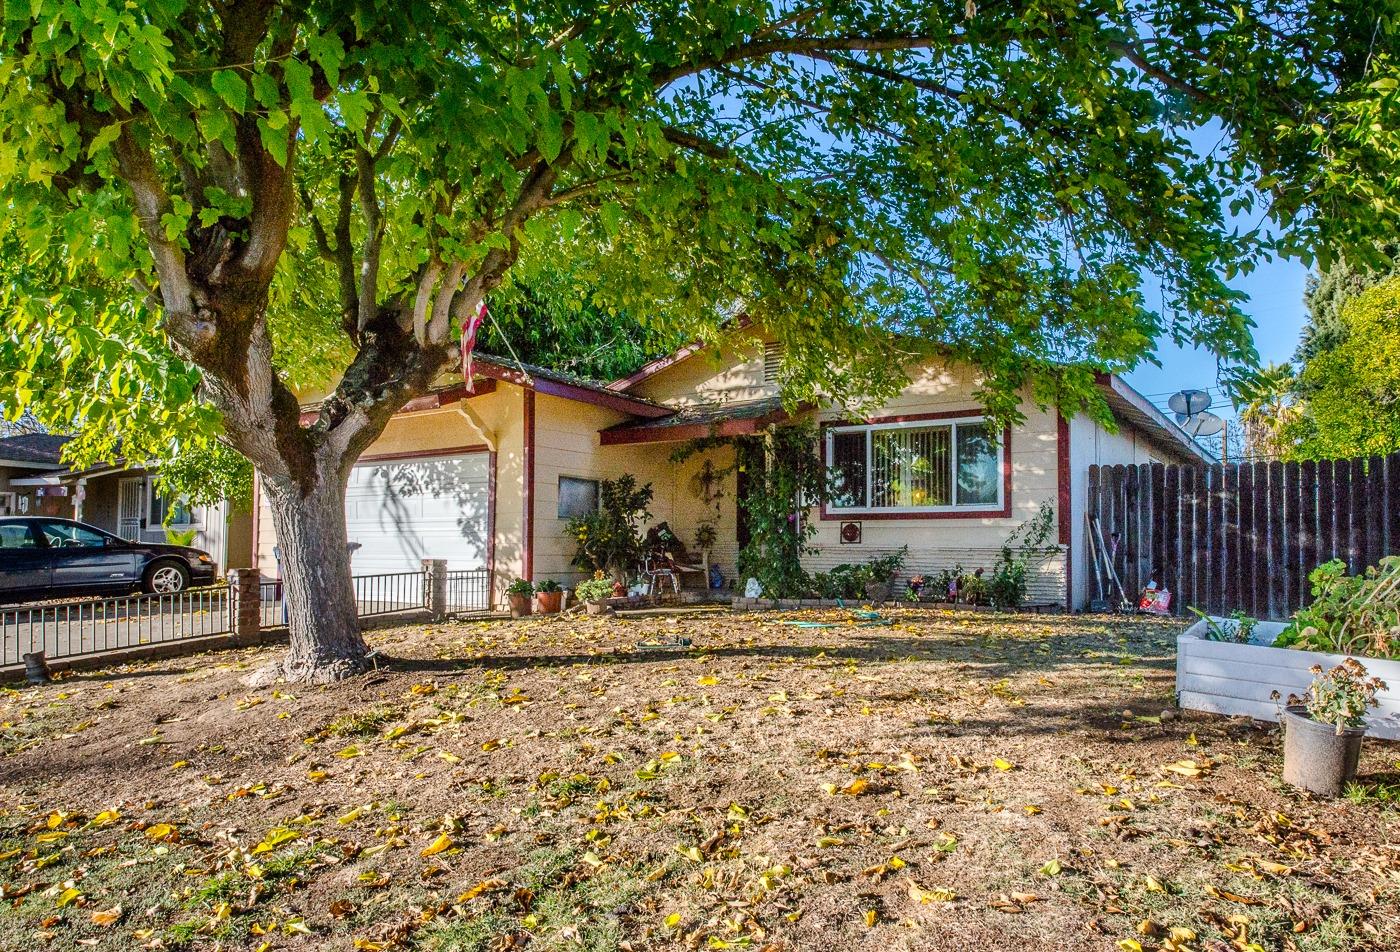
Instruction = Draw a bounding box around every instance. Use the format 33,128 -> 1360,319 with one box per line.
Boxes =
506,578 -> 534,619
907,574 -> 926,601
575,572 -> 615,616
535,578 -> 563,614
1276,659 -> 1387,797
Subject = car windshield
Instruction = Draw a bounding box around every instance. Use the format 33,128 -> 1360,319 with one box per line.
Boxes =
40,522 -> 107,548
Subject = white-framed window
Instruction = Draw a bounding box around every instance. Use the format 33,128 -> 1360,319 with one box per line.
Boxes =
557,475 -> 601,520
826,416 -> 1003,513
148,483 -> 201,528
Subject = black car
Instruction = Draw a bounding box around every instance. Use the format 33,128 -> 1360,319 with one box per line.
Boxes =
0,517 -> 217,603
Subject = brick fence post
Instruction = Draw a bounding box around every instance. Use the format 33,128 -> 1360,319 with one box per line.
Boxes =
423,559 -> 448,621
227,569 -> 263,646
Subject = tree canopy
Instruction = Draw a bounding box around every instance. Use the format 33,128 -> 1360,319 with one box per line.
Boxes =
0,0 -> 1395,678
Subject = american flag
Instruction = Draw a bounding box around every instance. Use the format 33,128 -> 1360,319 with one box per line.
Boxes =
461,298 -> 487,390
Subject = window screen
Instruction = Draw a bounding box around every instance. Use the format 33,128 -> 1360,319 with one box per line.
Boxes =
558,476 -> 600,519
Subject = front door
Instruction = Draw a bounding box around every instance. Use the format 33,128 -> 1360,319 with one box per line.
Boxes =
117,477 -> 144,541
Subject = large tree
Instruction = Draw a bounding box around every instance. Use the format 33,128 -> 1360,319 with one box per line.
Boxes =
0,1 -> 1392,681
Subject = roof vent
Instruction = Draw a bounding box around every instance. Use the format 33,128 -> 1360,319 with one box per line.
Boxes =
762,341 -> 783,382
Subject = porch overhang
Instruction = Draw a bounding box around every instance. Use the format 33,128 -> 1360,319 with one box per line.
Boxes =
472,357 -> 674,419
599,397 -> 802,445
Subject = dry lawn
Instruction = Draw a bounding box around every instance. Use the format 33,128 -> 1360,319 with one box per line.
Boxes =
0,608 -> 1397,952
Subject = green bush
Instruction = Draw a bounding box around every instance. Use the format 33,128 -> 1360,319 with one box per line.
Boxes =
574,573 -> 615,602
986,503 -> 1056,608
568,475 -> 653,580
1275,557 -> 1400,659
506,578 -> 534,597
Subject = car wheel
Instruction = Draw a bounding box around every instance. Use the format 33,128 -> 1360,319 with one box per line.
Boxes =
144,560 -> 190,595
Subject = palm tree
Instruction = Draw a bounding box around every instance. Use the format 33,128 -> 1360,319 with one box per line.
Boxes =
1229,363 -> 1302,461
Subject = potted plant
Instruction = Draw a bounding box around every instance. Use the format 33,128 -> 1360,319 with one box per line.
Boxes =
506,578 -> 534,619
575,573 -> 615,616
907,574 -> 926,601
1276,659 -> 1387,797
535,578 -> 563,614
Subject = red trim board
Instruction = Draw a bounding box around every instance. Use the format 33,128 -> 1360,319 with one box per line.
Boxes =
486,450 -> 498,609
816,409 -> 1013,521
523,388 -> 536,581
472,359 -> 672,419
1057,412 -> 1072,609
356,444 -> 489,464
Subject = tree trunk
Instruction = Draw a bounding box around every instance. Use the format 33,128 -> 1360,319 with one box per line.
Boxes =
261,464 -> 369,683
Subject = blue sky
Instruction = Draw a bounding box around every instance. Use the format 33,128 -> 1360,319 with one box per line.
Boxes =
1123,254 -> 1311,422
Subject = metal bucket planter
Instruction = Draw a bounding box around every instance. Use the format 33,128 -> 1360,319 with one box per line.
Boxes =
1282,704 -> 1365,798
507,593 -> 533,619
864,582 -> 890,606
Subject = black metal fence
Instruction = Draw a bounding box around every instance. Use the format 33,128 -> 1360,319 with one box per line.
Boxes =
446,569 -> 491,613
6,565 -> 494,670
1,586 -> 231,667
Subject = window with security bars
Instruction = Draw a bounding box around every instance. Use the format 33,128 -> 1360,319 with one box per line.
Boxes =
826,418 -> 1001,512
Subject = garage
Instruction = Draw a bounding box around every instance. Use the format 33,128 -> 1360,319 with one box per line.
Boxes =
344,452 -> 491,574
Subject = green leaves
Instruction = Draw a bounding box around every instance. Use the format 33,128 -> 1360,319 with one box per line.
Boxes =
210,70 -> 247,114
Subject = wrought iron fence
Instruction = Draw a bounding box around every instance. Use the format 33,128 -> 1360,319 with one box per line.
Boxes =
1,586 -> 231,667
445,569 -> 491,613
355,571 -> 425,617
5,566 -> 489,669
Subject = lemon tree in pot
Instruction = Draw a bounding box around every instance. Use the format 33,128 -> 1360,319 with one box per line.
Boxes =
535,578 -> 563,614
506,578 -> 534,619
1276,659 -> 1387,798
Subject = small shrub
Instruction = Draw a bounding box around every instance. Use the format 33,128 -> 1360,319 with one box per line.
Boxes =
575,572 -> 614,602
1278,659 -> 1388,734
1275,557 -> 1400,659
1189,608 -> 1259,644
535,578 -> 562,593
506,578 -> 534,597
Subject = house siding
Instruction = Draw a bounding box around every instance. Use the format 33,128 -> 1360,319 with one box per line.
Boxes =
1065,412 -> 1196,609
806,363 -> 1066,604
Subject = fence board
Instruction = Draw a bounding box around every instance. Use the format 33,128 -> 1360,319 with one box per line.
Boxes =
1087,450 -> 1400,618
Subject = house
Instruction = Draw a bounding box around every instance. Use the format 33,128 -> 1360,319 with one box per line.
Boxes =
0,433 -> 253,573
0,433 -> 72,517
254,325 -> 1212,611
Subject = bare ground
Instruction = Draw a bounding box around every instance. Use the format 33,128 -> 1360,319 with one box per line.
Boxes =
0,609 -> 1396,952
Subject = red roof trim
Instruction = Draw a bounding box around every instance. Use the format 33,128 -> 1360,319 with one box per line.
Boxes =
473,359 -> 673,419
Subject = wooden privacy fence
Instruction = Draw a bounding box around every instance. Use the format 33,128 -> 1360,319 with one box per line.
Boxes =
1087,453 -> 1400,619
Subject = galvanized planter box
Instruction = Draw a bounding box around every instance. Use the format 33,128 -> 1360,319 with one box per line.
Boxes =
1177,617 -> 1400,740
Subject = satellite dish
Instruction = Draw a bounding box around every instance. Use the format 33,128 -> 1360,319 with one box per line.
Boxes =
1168,389 -> 1212,416
1175,410 -> 1224,437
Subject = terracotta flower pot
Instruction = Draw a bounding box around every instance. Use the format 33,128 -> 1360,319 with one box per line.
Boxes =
1282,704 -> 1365,798
536,590 -> 563,614
507,592 -> 533,619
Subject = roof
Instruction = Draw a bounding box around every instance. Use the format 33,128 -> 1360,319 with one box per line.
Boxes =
599,395 -> 802,445
0,433 -> 70,468
472,355 -> 674,419
1094,374 -> 1218,465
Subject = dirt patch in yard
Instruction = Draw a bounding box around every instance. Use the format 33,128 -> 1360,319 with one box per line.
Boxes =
0,610 -> 1396,952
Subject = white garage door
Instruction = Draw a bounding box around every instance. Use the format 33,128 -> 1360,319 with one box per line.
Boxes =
345,452 -> 490,574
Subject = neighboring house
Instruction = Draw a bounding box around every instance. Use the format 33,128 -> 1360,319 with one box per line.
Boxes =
254,324 -> 1212,610
0,434 -> 72,517
0,433 -> 252,573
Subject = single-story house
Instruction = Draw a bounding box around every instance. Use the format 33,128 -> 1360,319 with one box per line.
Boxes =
254,325 -> 1212,610
0,433 -> 72,518
0,433 -> 253,573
